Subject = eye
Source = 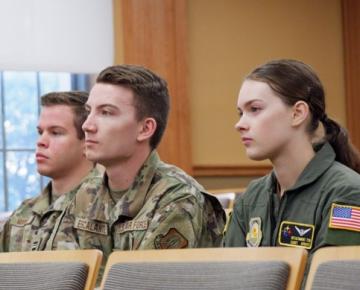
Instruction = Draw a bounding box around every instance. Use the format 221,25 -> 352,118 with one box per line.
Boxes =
238,110 -> 243,117
101,109 -> 112,116
51,130 -> 63,136
250,106 -> 261,113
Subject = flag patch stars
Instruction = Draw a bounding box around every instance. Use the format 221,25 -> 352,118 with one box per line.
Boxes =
329,203 -> 360,232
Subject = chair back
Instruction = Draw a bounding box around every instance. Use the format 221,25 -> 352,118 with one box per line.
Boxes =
305,246 -> 360,290
101,247 -> 307,290
0,249 -> 102,290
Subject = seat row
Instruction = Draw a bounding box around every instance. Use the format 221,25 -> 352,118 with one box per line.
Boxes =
0,246 -> 359,290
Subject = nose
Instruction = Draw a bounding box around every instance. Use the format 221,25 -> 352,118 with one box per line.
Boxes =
234,115 -> 249,132
82,112 -> 97,133
36,133 -> 49,148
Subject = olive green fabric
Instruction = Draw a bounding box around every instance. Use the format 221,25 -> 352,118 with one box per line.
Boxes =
224,143 -> 360,249
224,143 -> 360,288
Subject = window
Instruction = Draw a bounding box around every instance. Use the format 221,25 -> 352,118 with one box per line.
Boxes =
0,71 -> 89,211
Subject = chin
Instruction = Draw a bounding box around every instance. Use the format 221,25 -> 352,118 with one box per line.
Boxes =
85,152 -> 99,162
246,151 -> 268,161
37,168 -> 52,177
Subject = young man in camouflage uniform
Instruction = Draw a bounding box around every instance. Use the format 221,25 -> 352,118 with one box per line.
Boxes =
0,91 -> 103,252
69,65 -> 225,275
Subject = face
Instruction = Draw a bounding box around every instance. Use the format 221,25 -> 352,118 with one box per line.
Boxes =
36,105 -> 86,178
82,83 -> 143,166
235,80 -> 295,161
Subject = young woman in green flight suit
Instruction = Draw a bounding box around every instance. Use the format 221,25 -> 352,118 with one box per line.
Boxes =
224,59 -> 360,256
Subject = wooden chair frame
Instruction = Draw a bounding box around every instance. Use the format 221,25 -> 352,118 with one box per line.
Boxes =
0,249 -> 103,290
305,246 -> 360,290
101,247 -> 307,290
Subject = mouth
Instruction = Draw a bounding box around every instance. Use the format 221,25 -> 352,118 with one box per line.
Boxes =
35,153 -> 48,161
241,137 -> 253,145
85,139 -> 98,145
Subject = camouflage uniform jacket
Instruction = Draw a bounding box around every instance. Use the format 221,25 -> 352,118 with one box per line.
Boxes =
68,151 -> 225,264
0,166 -> 103,252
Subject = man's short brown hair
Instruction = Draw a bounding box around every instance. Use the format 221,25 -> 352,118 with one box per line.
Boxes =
41,91 -> 89,139
96,65 -> 170,149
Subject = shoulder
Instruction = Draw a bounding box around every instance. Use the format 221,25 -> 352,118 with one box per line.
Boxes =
151,162 -> 223,213
238,174 -> 271,203
76,168 -> 104,196
320,161 -> 360,201
152,161 -> 205,201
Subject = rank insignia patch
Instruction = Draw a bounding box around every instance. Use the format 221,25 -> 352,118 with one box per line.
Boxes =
246,217 -> 262,247
278,221 -> 314,249
329,203 -> 360,232
154,228 -> 188,249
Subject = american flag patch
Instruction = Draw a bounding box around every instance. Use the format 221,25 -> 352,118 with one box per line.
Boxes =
329,203 -> 360,232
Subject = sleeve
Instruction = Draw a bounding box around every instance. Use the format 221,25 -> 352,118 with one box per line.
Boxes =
223,195 -> 247,247
137,195 -> 203,249
320,194 -> 360,246
0,218 -> 11,252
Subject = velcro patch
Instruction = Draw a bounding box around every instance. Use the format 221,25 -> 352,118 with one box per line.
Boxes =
74,217 -> 108,235
154,228 -> 188,249
115,220 -> 148,234
10,216 -> 34,226
278,221 -> 314,249
329,203 -> 360,232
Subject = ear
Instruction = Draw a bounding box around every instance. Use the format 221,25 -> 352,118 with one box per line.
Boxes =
291,101 -> 310,127
137,117 -> 157,142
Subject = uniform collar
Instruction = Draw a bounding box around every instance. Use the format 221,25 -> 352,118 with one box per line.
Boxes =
267,142 -> 336,193
109,150 -> 160,224
35,166 -> 101,215
32,182 -> 52,215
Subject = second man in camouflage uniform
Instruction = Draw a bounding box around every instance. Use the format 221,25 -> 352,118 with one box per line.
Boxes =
64,65 -> 225,275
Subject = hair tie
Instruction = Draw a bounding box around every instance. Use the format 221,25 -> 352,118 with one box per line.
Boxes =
321,114 -> 328,122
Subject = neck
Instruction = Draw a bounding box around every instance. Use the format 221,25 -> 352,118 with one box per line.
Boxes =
271,137 -> 315,197
51,160 -> 93,195
106,146 -> 152,191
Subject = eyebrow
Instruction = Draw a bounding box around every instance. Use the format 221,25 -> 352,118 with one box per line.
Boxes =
37,125 -> 66,131
237,99 -> 263,110
85,103 -> 119,110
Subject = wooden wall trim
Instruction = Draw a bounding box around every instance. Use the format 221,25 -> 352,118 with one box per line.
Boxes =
193,165 -> 272,177
342,0 -> 360,150
118,0 -> 192,174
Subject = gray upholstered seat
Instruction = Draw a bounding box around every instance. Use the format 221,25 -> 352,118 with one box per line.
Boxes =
0,262 -> 88,290
103,261 -> 289,290
310,260 -> 360,290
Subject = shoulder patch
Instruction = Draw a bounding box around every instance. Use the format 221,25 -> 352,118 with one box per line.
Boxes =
246,217 -> 262,247
329,203 -> 360,232
74,217 -> 108,235
154,228 -> 188,249
278,221 -> 314,249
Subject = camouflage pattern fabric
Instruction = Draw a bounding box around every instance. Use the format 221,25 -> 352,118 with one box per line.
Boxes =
61,151 -> 226,284
0,166 -> 103,252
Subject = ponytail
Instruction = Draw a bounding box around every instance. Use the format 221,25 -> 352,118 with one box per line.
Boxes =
322,116 -> 360,173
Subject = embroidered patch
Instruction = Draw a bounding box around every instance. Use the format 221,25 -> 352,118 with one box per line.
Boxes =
154,228 -> 188,249
74,217 -> 108,235
115,220 -> 148,234
329,203 -> 360,232
278,221 -> 314,249
246,217 -> 262,247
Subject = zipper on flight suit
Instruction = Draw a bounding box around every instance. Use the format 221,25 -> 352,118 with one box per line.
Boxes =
271,192 -> 287,245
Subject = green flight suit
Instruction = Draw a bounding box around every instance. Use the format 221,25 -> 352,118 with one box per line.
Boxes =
224,142 -> 360,287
